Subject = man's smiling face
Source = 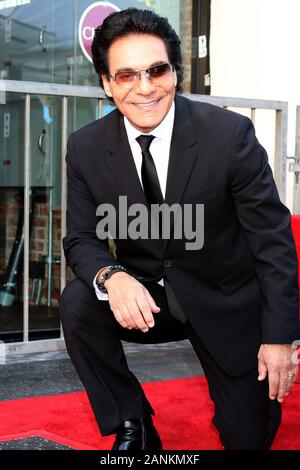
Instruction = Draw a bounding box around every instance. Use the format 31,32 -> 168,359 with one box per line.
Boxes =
102,34 -> 177,133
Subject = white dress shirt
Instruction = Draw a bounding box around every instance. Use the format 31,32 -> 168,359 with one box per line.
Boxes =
94,101 -> 175,300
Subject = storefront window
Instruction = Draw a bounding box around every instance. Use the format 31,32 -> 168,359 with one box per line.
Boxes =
0,0 -> 192,341
0,0 -> 191,87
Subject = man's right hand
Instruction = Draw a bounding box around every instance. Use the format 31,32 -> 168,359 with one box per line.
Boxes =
104,272 -> 160,332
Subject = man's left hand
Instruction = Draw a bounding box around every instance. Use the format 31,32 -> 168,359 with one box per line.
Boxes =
257,344 -> 298,402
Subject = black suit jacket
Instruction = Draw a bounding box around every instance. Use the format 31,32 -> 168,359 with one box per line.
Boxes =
63,94 -> 300,376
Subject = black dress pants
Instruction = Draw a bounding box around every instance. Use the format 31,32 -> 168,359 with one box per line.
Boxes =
59,278 -> 281,450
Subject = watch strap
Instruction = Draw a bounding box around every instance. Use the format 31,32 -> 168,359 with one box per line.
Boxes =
96,265 -> 128,293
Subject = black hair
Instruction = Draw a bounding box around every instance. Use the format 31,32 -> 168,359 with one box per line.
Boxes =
91,8 -> 183,93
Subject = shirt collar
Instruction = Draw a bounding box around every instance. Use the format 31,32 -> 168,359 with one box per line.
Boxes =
124,100 -> 175,145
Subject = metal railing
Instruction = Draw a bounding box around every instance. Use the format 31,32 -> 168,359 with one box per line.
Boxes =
0,80 -> 290,356
185,93 -> 288,204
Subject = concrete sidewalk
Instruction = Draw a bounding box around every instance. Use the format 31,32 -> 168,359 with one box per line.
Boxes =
0,340 -> 204,400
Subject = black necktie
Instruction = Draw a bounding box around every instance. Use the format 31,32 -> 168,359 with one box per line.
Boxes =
136,135 -> 187,324
136,135 -> 164,206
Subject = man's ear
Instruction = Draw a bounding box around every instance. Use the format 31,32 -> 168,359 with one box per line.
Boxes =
101,74 -> 113,97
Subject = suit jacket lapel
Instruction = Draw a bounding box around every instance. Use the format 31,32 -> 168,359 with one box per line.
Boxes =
104,110 -> 148,207
165,95 -> 198,207
162,96 -> 198,254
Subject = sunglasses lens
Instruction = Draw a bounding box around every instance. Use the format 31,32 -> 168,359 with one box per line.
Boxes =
115,71 -> 138,84
149,63 -> 171,78
114,63 -> 172,86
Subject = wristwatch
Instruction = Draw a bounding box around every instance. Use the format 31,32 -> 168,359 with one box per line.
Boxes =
96,265 -> 128,293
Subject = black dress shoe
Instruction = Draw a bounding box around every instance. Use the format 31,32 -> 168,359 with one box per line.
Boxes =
112,416 -> 162,450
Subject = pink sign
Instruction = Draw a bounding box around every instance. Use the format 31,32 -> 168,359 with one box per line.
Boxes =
79,2 -> 120,63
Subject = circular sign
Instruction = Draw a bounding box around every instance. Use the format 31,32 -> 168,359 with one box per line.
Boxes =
79,1 -> 120,63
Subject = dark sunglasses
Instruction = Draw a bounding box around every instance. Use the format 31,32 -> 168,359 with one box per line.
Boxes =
109,62 -> 173,87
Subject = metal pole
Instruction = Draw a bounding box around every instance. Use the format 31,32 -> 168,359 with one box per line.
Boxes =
72,0 -> 78,131
274,106 -> 288,204
293,106 -> 300,214
23,94 -> 31,343
47,187 -> 53,306
60,96 -> 68,337
251,108 -> 256,125
1,80 -> 106,99
98,99 -> 103,119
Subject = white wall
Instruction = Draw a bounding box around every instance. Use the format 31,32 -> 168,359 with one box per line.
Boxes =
210,0 -> 300,212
